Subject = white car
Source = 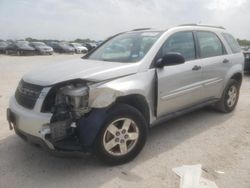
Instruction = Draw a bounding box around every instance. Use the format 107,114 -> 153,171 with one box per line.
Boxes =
69,43 -> 88,53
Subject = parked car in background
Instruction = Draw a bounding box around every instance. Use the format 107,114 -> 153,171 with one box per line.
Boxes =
30,42 -> 54,55
241,46 -> 249,51
82,42 -> 97,51
69,43 -> 88,53
96,40 -> 103,46
241,46 -> 250,71
0,41 -> 8,53
48,42 -> 74,54
5,41 -> 35,55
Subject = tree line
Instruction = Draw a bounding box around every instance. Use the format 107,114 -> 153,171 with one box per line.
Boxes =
237,39 -> 250,46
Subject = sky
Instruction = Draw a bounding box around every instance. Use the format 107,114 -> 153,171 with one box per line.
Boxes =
0,0 -> 249,41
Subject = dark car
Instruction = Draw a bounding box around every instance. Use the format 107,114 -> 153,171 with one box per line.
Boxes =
6,41 -> 35,55
96,40 -> 103,46
82,42 -> 97,51
48,42 -> 74,54
30,42 -> 54,55
241,46 -> 250,71
0,41 -> 8,53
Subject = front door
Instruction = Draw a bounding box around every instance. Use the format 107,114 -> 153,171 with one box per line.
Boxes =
156,31 -> 203,117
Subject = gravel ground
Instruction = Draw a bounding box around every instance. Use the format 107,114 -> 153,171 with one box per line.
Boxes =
0,54 -> 249,188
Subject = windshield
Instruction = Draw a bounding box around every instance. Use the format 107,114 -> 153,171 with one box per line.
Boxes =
87,31 -> 163,63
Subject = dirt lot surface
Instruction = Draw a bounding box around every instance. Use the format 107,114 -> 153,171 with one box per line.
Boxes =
0,54 -> 250,188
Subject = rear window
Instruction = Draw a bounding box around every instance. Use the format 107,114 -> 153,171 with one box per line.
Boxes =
222,33 -> 241,53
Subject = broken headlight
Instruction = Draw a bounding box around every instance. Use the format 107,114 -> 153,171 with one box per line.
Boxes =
55,83 -> 90,119
41,81 -> 92,143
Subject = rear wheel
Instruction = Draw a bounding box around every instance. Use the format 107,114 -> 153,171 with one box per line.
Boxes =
94,104 -> 147,165
214,79 -> 240,113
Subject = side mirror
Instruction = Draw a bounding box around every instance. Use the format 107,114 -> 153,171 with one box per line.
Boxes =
156,52 -> 185,68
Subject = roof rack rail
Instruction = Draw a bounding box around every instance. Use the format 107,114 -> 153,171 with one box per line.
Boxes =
131,28 -> 152,31
179,24 -> 225,30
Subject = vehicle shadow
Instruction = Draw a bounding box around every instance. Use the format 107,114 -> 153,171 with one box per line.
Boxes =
0,107 -> 232,188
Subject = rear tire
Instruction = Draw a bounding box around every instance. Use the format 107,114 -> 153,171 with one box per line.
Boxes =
94,104 -> 147,165
214,79 -> 240,113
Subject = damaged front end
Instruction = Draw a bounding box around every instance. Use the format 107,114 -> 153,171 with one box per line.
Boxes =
41,81 -> 92,151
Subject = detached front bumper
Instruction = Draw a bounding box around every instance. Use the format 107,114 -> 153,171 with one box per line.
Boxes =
7,96 -> 54,149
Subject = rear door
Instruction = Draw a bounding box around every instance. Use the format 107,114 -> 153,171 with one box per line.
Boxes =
156,31 -> 204,117
195,31 -> 230,99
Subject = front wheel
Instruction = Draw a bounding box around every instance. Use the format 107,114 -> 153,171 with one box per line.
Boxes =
214,79 -> 240,113
94,104 -> 147,165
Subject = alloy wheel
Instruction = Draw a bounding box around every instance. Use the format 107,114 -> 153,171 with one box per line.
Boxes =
227,85 -> 238,108
103,118 -> 139,156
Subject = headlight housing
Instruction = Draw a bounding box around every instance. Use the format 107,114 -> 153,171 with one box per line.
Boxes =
56,84 -> 89,118
41,80 -> 91,114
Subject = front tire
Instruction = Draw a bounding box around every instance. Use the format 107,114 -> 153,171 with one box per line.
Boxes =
214,79 -> 240,113
94,104 -> 147,165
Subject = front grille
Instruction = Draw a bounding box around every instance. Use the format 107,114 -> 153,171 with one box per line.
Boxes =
15,80 -> 44,109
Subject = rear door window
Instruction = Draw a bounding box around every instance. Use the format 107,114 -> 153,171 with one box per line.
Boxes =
197,31 -> 224,58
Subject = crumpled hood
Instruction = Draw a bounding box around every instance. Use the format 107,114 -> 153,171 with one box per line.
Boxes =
23,59 -> 140,86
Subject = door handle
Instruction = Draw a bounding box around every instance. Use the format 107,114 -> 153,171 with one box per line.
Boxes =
192,65 -> 201,71
223,59 -> 229,63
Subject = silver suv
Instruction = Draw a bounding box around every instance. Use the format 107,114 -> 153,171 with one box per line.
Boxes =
7,25 -> 244,165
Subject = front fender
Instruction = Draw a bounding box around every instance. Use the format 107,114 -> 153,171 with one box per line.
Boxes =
88,70 -> 155,108
87,70 -> 156,123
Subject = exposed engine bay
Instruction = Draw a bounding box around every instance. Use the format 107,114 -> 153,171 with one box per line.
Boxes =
41,83 -> 91,149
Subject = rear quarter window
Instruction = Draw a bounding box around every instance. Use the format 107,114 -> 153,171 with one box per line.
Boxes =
222,33 -> 241,53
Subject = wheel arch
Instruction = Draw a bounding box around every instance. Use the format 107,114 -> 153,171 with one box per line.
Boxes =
230,72 -> 243,85
77,98 -> 150,151
115,94 -> 150,125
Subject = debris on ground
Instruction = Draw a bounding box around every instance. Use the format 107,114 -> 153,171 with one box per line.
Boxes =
173,164 -> 218,188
